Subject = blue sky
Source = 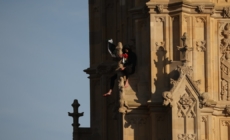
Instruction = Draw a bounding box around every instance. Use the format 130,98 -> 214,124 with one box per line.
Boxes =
0,1 -> 89,140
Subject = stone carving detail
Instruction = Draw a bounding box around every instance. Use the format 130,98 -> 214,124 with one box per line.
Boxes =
220,23 -> 230,55
178,134 -> 196,140
169,65 -> 198,93
223,7 -> 230,18
224,105 -> 230,116
177,33 -> 193,63
118,67 -> 129,113
196,17 -> 206,23
197,5 -> 204,13
114,42 -> 129,113
202,116 -> 208,122
211,8 -> 215,15
155,41 -> 165,51
176,65 -> 193,78
193,80 -> 201,91
220,23 -> 230,101
155,17 -> 165,22
184,16 -> 189,23
156,4 -> 163,13
199,92 -> 217,108
177,93 -> 196,118
196,41 -> 206,52
169,78 -> 179,93
162,91 -> 173,107
222,120 -> 230,126
201,116 -> 208,140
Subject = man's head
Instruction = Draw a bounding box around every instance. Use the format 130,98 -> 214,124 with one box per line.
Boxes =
123,45 -> 131,53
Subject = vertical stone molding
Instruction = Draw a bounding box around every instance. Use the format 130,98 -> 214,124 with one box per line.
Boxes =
220,23 -> 230,101
220,119 -> 230,140
201,116 -> 208,140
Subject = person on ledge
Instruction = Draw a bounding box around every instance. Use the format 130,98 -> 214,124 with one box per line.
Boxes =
103,45 -> 137,97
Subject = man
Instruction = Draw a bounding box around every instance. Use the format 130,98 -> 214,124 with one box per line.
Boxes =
103,45 -> 137,97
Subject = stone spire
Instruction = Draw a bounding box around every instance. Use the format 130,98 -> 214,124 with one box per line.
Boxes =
68,99 -> 84,140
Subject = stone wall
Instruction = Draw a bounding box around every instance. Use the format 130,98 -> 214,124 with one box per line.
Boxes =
80,0 -> 230,140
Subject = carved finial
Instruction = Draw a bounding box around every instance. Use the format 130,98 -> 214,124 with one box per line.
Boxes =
68,99 -> 84,140
223,7 -> 230,18
156,4 -> 163,13
177,32 -> 192,64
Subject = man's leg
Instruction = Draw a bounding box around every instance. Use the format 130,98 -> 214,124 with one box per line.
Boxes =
103,74 -> 117,96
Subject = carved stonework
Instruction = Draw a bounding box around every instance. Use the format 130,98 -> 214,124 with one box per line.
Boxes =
178,134 -> 196,140
220,23 -> 230,55
202,116 -> 208,122
176,65 -> 193,78
194,80 -> 201,91
199,92 -> 217,108
177,93 -> 196,118
223,7 -> 230,18
162,91 -> 173,107
196,41 -> 206,52
220,23 -> 230,101
118,71 -> 129,113
170,78 -> 178,92
156,4 -> 163,13
155,17 -> 165,22
184,16 -> 189,23
155,41 -> 165,51
177,33 -> 193,63
222,120 -> 230,126
197,5 -> 204,13
169,65 -> 198,93
224,105 -> 230,116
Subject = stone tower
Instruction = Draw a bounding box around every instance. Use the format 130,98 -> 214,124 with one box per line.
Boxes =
71,0 -> 230,140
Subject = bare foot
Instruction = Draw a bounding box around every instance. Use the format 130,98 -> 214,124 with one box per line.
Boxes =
124,80 -> 129,88
124,84 -> 129,88
103,90 -> 112,97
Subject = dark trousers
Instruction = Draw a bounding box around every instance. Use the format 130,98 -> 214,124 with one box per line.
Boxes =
109,68 -> 133,90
